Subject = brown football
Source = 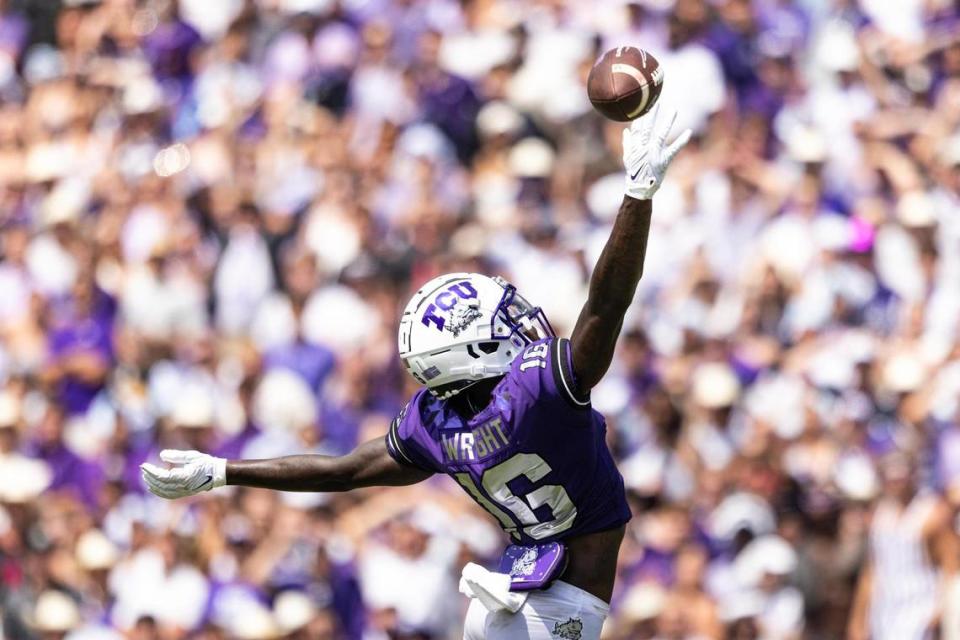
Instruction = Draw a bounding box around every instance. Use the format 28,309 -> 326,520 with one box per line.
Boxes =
587,46 -> 664,122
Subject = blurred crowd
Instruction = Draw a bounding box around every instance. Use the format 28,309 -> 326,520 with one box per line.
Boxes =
0,0 -> 959,638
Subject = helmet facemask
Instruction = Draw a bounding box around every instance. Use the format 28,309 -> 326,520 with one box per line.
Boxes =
491,277 -> 555,344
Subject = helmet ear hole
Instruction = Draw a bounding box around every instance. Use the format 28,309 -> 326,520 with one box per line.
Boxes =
478,341 -> 500,354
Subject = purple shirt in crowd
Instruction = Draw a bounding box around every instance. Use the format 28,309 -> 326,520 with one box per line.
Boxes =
48,297 -> 115,415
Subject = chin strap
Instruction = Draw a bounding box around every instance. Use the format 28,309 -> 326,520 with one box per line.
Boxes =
433,375 -> 488,400
430,360 -> 512,399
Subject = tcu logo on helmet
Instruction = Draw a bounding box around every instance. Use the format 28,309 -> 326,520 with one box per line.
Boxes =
421,282 -> 478,331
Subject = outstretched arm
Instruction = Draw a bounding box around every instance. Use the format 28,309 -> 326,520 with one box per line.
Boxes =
227,438 -> 431,491
141,437 -> 430,499
570,105 -> 690,390
569,196 -> 652,390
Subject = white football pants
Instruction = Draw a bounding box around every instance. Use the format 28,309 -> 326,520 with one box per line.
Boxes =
463,580 -> 609,640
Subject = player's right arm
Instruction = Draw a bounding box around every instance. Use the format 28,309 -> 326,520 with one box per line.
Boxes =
141,438 -> 431,499
569,105 -> 690,391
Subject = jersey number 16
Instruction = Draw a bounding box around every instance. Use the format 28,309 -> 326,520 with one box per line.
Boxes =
455,452 -> 577,541
519,343 -> 548,371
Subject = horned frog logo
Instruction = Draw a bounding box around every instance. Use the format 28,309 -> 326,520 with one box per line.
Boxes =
510,547 -> 538,577
447,302 -> 483,337
552,617 -> 583,640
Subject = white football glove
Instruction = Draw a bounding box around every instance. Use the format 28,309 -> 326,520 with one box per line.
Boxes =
141,449 -> 227,499
622,103 -> 692,200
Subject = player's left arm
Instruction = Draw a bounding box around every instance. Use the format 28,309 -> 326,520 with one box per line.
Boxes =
569,105 -> 691,391
141,437 -> 431,499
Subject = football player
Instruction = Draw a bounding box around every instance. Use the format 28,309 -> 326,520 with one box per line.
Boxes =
142,105 -> 690,639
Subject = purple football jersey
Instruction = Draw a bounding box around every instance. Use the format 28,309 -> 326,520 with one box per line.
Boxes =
385,338 -> 631,545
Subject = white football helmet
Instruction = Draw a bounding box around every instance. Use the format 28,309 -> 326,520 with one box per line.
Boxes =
398,273 -> 554,398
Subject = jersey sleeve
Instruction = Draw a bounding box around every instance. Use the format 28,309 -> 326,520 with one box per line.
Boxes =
512,337 -> 591,410
384,395 -> 439,474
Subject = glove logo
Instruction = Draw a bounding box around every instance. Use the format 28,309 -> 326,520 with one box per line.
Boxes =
193,475 -> 213,491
